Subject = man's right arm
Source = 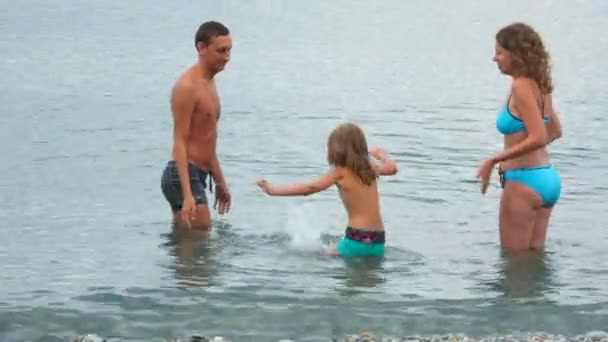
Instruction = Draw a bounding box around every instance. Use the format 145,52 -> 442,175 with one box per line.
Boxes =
171,82 -> 195,199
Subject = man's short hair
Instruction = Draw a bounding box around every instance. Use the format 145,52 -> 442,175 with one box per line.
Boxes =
195,21 -> 230,49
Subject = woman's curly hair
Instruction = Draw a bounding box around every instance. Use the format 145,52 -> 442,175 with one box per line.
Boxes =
496,22 -> 554,94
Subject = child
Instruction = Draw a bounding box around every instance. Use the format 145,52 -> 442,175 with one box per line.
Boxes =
256,123 -> 398,257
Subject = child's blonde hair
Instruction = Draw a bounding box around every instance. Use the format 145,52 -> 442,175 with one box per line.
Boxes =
327,123 -> 376,186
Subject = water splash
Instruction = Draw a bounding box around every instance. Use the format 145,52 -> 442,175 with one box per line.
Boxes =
282,202 -> 338,253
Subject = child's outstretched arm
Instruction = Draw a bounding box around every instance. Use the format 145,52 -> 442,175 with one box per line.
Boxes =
256,168 -> 342,196
370,147 -> 398,176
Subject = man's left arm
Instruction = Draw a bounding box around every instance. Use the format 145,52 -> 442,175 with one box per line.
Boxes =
210,153 -> 227,186
210,150 -> 231,214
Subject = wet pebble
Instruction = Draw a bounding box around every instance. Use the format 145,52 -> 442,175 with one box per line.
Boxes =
68,331 -> 608,342
70,335 -> 107,342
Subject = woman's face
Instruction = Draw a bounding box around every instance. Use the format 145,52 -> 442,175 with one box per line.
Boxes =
493,41 -> 512,75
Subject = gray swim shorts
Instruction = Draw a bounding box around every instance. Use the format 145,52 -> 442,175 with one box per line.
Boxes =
160,160 -> 212,210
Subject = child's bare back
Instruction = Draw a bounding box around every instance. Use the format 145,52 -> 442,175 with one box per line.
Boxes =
335,167 -> 384,231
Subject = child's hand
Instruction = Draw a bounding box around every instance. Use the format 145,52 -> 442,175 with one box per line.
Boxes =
256,179 -> 273,195
370,146 -> 387,160
369,147 -> 398,176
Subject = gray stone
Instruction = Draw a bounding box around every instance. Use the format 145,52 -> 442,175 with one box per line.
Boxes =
71,335 -> 106,342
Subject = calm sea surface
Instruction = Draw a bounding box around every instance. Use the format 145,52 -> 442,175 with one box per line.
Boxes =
1,1 -> 607,341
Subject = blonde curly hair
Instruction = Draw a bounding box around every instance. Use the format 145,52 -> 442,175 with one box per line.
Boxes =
496,22 -> 554,94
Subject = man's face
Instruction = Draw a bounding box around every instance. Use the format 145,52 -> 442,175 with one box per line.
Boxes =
198,35 -> 232,72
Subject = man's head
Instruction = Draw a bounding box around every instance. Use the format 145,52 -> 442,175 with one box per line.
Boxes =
195,21 -> 232,73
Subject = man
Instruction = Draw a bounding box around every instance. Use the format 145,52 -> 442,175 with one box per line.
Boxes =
160,21 -> 232,229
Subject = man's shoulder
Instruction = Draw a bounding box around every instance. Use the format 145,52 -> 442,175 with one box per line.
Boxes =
174,63 -> 203,90
173,71 -> 195,90
171,76 -> 198,103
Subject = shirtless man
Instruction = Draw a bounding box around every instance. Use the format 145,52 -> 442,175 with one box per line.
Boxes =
160,21 -> 232,229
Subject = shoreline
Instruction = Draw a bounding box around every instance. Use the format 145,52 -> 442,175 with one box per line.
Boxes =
68,331 -> 608,342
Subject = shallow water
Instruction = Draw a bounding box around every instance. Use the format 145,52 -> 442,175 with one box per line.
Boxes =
1,1 -> 607,341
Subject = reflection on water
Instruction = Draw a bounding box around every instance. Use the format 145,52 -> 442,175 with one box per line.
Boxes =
494,249 -> 557,301
159,221 -> 232,288
333,256 -> 387,296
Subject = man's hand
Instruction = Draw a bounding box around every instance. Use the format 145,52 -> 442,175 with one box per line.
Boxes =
180,195 -> 196,228
214,182 -> 231,215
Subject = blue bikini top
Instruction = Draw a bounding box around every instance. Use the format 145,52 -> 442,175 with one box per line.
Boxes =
496,95 -> 550,135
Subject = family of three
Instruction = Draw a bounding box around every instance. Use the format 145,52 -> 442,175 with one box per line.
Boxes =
159,20 -> 563,257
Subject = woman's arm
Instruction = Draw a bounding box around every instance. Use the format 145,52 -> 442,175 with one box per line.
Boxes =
491,78 -> 548,163
544,95 -> 563,144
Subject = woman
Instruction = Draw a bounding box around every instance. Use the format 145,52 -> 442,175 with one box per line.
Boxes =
477,22 -> 563,251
